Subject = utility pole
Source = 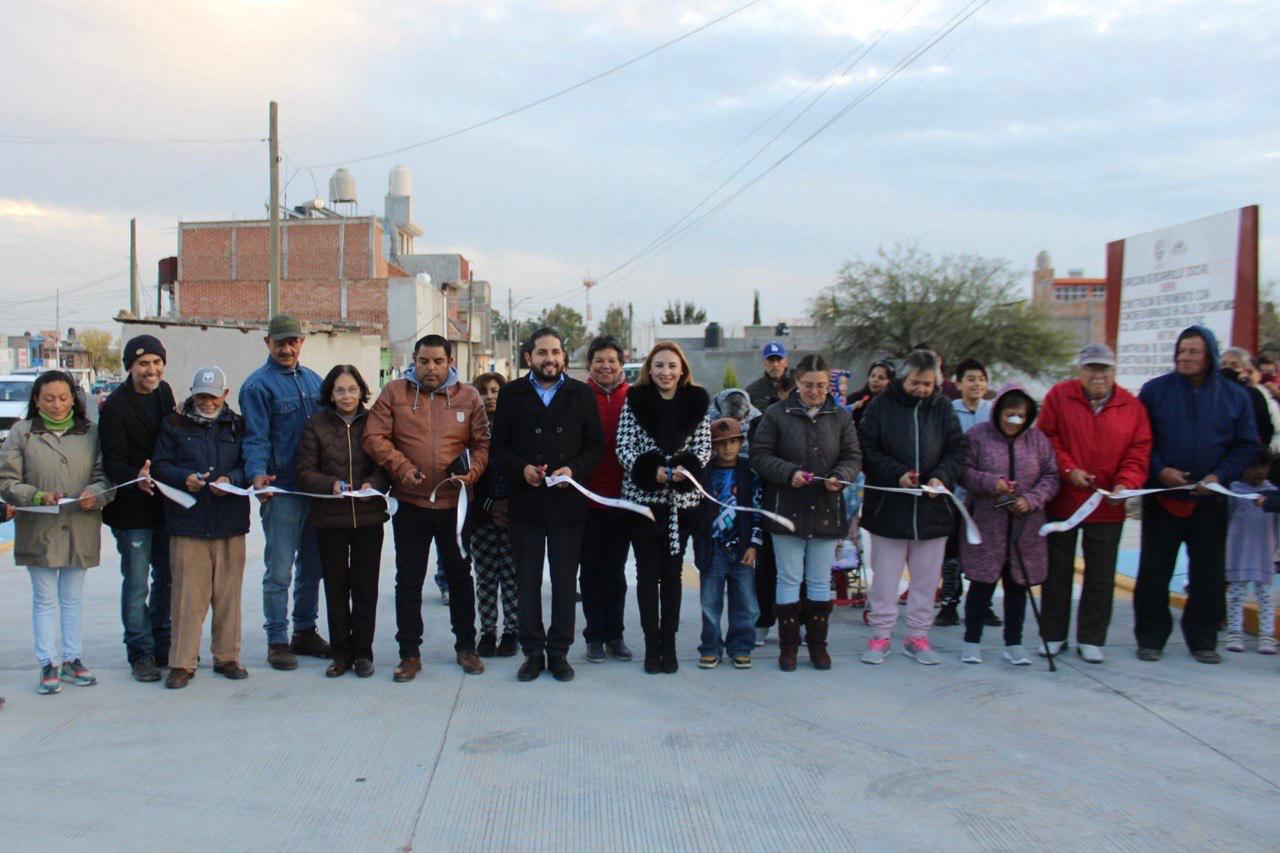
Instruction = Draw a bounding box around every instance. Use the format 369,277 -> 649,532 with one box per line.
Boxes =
54,288 -> 61,368
268,100 -> 281,317
627,302 -> 634,359
507,289 -> 515,380
583,277 -> 595,331
129,218 -> 139,317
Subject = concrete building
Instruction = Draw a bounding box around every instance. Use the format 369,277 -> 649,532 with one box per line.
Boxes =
1032,250 -> 1109,350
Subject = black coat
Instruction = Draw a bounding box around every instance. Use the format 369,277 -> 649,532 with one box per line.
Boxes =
99,379 -> 176,530
749,392 -> 862,539
859,379 -> 968,541
490,375 -> 604,526
151,403 -> 251,540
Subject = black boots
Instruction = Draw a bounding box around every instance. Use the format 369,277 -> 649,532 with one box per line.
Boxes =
803,600 -> 834,670
661,632 -> 679,674
775,602 -> 803,671
644,632 -> 679,674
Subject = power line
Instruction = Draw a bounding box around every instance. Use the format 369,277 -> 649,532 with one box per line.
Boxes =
0,133 -> 262,145
585,0 -> 993,295
302,0 -> 766,169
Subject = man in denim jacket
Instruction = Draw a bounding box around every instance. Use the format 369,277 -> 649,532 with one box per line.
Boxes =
239,314 -> 329,670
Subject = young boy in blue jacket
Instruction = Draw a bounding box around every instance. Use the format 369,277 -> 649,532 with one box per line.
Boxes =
693,418 -> 763,669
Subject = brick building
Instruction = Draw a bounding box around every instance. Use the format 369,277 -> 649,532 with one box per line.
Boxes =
1032,250 -> 1109,349
167,215 -> 401,334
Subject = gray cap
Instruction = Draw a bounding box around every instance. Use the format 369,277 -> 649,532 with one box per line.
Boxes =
190,366 -> 228,396
1077,343 -> 1116,367
267,313 -> 305,341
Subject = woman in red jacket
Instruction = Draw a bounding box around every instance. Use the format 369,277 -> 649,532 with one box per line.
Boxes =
1036,344 -> 1151,664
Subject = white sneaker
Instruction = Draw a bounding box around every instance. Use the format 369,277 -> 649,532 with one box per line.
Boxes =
1224,634 -> 1245,653
960,643 -> 983,664
1260,636 -> 1277,655
1077,643 -> 1105,664
1039,640 -> 1064,657
754,627 -> 769,647
1002,645 -> 1031,666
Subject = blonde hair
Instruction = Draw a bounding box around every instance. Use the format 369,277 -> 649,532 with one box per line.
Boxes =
637,341 -> 694,388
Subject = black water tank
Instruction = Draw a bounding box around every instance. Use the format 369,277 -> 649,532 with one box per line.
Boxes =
704,322 -> 722,349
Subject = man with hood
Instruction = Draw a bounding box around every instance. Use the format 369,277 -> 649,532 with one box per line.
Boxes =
240,314 -> 329,670
363,334 -> 491,682
1135,325 -> 1260,664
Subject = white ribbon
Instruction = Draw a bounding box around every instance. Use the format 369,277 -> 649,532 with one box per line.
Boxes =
675,466 -> 796,533
208,482 -> 399,516
851,480 -> 982,545
544,474 -> 655,521
1037,482 -> 1260,536
426,477 -> 469,558
14,476 -> 197,513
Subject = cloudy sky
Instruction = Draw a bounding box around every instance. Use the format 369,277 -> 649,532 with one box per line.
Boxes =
1,0 -> 1276,335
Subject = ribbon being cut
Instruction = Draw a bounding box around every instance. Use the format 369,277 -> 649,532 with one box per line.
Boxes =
15,476 -> 197,514
675,466 -> 796,533
828,475 -> 982,545
1037,481 -> 1258,537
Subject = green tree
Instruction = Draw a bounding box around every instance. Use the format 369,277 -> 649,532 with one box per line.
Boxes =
596,304 -> 630,349
540,303 -> 587,355
1260,279 -> 1280,350
722,363 -> 739,390
78,328 -> 120,374
491,309 -> 538,349
662,299 -> 707,325
813,245 -> 1073,379
752,290 -> 761,325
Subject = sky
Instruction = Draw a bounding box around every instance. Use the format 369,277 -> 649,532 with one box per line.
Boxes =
1,0 -> 1276,336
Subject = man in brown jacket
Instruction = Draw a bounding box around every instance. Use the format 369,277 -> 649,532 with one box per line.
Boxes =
364,334 -> 490,681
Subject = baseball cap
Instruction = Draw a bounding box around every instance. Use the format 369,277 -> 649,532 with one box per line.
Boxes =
190,366 -> 228,396
1077,343 -> 1116,367
709,417 -> 744,444
267,314 -> 306,341
762,341 -> 787,359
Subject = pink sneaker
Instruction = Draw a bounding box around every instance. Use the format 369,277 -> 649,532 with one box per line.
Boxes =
903,636 -> 941,665
861,638 -> 890,665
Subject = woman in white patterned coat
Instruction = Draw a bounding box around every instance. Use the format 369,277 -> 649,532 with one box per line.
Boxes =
615,342 -> 712,674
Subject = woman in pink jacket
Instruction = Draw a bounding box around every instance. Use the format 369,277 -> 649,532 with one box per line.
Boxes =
958,387 -> 1059,665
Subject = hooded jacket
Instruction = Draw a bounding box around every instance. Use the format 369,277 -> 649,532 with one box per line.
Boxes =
1137,325 -> 1259,503
151,401 -> 250,540
295,406 -> 391,529
709,388 -> 762,450
748,391 -> 861,539
1037,377 -> 1150,524
959,389 -> 1059,585
858,378 -> 968,541
362,367 -> 490,510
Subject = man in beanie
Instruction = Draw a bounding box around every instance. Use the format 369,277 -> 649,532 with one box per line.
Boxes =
239,314 -> 329,669
98,334 -> 176,681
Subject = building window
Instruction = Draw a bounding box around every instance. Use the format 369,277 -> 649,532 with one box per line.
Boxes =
1091,285 -> 1106,299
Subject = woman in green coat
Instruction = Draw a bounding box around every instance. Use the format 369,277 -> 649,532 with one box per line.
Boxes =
0,371 -> 112,695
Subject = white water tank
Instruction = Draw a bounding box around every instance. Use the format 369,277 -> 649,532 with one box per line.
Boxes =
329,168 -> 357,205
388,165 -> 412,197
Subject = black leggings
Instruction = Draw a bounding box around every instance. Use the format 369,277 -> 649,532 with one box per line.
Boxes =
963,573 -> 1027,646
630,512 -> 694,639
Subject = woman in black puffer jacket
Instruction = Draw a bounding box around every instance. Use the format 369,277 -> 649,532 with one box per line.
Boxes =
615,342 -> 711,675
858,349 -> 968,667
749,354 -> 861,671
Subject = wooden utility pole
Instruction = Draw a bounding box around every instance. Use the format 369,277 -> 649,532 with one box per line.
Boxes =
268,100 -> 281,317
507,289 -> 515,380
54,288 -> 61,367
129,218 -> 139,317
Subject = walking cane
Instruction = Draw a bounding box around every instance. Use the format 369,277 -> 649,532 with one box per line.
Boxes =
1008,514 -> 1056,672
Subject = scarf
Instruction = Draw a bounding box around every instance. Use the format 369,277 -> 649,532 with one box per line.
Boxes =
39,411 -> 75,432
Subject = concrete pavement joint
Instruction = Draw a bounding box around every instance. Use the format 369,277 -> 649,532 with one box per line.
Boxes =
404,669 -> 466,852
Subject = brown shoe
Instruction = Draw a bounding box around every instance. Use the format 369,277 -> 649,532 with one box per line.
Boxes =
353,658 -> 374,678
213,661 -> 248,680
290,628 -> 332,659
267,644 -> 298,671
775,602 -> 802,672
165,668 -> 195,689
393,657 -> 422,683
457,650 -> 485,675
325,660 -> 351,678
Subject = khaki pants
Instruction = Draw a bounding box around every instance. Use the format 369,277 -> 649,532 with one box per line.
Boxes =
168,535 -> 247,670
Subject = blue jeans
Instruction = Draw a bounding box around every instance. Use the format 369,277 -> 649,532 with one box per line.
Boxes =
113,528 -> 171,663
771,535 -> 837,605
699,544 -> 760,658
260,494 -> 323,644
28,567 -> 87,665
434,566 -> 449,595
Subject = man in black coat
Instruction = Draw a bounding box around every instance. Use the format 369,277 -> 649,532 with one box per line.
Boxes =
490,327 -> 604,683
98,335 -> 176,682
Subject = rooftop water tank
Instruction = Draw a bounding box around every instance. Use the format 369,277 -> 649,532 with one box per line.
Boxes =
389,165 -> 412,197
704,322 -> 723,349
329,168 -> 357,205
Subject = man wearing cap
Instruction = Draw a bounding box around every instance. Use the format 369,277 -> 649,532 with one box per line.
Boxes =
98,334 -> 177,681
746,342 -> 790,412
239,314 -> 329,670
1036,343 -> 1152,664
